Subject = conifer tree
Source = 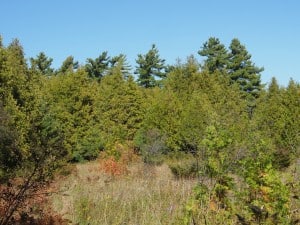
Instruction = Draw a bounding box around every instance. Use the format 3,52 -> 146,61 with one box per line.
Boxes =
97,71 -> 144,145
58,56 -> 79,74
198,37 -> 229,73
268,76 -> 280,96
228,38 -> 264,98
0,102 -> 22,180
109,54 -> 131,79
30,52 -> 54,76
135,44 -> 166,88
85,51 -> 110,79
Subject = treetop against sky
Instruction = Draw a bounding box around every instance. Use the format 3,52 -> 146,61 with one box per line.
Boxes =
1,0 -> 299,86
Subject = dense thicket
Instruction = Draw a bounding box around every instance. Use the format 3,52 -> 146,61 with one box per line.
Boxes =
0,36 -> 299,224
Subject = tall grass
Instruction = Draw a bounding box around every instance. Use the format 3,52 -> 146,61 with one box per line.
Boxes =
52,161 -> 196,225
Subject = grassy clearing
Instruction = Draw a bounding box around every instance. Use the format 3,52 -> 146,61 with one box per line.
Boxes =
51,161 -> 196,225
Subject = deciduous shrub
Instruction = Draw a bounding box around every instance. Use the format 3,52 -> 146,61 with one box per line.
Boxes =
99,141 -> 140,177
168,158 -> 198,178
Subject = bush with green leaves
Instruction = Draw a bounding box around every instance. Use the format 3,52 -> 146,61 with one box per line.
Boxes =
0,103 -> 22,181
168,156 -> 199,178
237,138 -> 292,224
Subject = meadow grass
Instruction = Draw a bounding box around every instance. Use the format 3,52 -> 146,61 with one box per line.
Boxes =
51,161 -> 196,225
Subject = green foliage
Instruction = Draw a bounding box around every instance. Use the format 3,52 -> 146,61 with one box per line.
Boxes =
199,37 -> 264,116
58,55 -> 79,74
85,51 -> 110,79
168,156 -> 198,178
239,140 -> 292,224
181,183 -> 236,225
164,55 -> 200,99
97,72 -> 145,146
282,80 -> 300,153
228,38 -> 264,99
200,125 -> 233,181
41,70 -> 104,161
201,125 -> 232,150
0,39 -> 27,106
0,103 -> 22,181
0,38 -> 70,225
198,37 -> 229,73
139,88 -> 183,152
30,52 -> 54,76
109,54 -> 131,79
254,78 -> 300,168
135,44 -> 166,88
179,92 -> 213,153
0,35 -> 299,224
0,38 -> 30,165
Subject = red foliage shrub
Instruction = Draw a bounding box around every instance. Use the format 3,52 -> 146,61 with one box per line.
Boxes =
100,157 -> 128,177
99,141 -> 140,177
0,180 -> 69,225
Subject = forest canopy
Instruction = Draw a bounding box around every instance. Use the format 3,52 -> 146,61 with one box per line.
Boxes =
0,35 -> 299,224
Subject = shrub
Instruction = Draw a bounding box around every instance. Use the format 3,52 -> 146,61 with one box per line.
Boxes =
134,128 -> 167,165
168,157 -> 199,178
99,141 -> 140,177
100,157 -> 128,177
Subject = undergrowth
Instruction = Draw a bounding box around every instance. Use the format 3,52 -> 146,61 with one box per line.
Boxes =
51,161 -> 195,225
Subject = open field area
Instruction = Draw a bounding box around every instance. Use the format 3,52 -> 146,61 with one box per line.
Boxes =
49,158 -> 300,225
51,161 -> 196,225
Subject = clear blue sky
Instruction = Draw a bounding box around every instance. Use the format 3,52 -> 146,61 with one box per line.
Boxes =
1,0 -> 299,86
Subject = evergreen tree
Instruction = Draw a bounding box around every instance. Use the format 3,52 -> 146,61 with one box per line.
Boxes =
58,56 -> 79,74
135,44 -> 166,88
41,69 -> 104,161
198,37 -> 229,73
138,87 -> 182,151
0,38 -> 28,108
165,55 -> 201,99
254,78 -> 300,168
282,79 -> 300,154
268,76 -> 280,95
228,38 -> 264,98
7,39 -> 27,68
0,102 -> 22,180
109,54 -> 131,79
85,51 -> 110,79
30,52 -> 54,76
97,71 -> 144,145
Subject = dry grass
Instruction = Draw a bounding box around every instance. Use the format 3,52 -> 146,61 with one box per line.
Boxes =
51,161 -> 196,225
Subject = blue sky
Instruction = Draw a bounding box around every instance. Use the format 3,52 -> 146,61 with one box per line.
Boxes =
1,0 -> 299,86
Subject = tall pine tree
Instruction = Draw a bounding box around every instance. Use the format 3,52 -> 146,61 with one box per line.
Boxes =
30,52 -> 54,76
58,56 -> 79,74
85,51 -> 110,79
198,37 -> 229,73
228,38 -> 263,98
109,54 -> 131,79
135,44 -> 166,88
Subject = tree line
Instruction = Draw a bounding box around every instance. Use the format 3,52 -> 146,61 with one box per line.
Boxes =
0,35 -> 299,224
